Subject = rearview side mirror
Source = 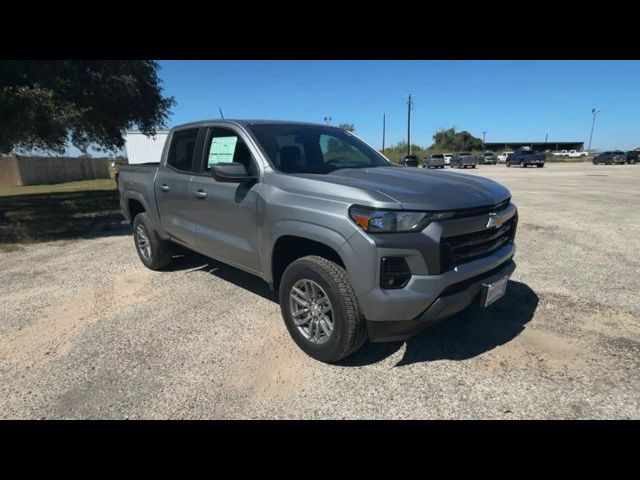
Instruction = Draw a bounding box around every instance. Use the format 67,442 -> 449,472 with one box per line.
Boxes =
211,163 -> 256,183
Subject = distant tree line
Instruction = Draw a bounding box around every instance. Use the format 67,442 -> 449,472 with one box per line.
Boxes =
381,127 -> 484,163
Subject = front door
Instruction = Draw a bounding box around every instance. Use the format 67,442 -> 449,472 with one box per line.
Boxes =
189,126 -> 262,273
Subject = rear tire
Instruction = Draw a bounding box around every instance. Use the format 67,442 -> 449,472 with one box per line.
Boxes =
279,255 -> 367,363
520,161 -> 526,168
506,162 -> 511,167
132,213 -> 174,271
536,164 -> 544,168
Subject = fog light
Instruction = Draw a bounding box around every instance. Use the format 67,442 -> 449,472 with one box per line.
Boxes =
380,257 -> 411,289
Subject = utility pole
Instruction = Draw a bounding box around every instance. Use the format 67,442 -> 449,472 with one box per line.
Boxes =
545,133 -> 548,143
324,116 -> 332,125
482,131 -> 487,143
588,108 -> 600,152
218,107 -> 224,119
406,94 -> 413,155
382,113 -> 386,152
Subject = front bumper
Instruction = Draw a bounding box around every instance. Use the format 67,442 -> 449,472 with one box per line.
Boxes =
366,258 -> 516,342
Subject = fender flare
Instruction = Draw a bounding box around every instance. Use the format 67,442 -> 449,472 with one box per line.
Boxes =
263,221 -> 352,285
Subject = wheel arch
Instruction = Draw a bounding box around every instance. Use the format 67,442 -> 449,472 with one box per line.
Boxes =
268,225 -> 350,290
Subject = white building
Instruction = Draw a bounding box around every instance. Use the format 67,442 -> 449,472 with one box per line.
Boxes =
124,130 -> 170,164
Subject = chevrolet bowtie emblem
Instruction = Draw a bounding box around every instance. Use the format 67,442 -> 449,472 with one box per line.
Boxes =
486,213 -> 500,229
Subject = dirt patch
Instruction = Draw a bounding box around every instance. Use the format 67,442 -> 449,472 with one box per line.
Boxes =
229,319 -> 314,407
0,269 -> 158,367
482,327 -> 589,374
520,223 -> 558,233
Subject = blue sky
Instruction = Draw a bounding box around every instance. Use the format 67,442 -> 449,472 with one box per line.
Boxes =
156,60 -> 640,151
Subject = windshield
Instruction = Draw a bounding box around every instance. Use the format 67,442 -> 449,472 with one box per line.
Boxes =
430,154 -> 444,158
249,124 -> 390,174
459,152 -> 471,156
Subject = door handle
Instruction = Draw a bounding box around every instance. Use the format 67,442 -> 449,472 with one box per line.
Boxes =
193,190 -> 207,199
160,184 -> 170,192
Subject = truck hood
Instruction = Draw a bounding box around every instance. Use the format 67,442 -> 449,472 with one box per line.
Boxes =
300,166 -> 511,211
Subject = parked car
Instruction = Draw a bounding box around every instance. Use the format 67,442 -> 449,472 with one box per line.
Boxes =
443,153 -> 454,165
402,155 -> 419,167
480,151 -> 497,164
568,149 -> 589,158
552,150 -> 570,157
592,151 -> 626,165
506,150 -> 546,168
450,152 -> 477,168
424,153 -> 445,168
625,150 -> 639,164
118,119 -> 518,363
497,151 -> 513,164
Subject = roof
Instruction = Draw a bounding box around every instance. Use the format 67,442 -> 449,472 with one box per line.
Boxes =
484,141 -> 583,144
172,119 -> 340,130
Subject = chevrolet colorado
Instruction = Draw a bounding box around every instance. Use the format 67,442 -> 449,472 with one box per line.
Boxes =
118,120 -> 518,363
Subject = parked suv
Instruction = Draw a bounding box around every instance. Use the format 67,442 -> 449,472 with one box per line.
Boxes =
593,151 -> 626,165
625,150 -> 639,164
118,120 -> 517,363
402,155 -> 419,167
424,153 -> 445,168
450,152 -> 477,168
497,151 -> 513,164
480,151 -> 497,164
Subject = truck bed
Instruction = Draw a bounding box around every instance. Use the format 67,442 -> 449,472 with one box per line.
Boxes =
117,163 -> 160,223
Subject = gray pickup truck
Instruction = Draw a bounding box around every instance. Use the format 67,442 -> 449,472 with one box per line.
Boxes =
118,120 -> 518,363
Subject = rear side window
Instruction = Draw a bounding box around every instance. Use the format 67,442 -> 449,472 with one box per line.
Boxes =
167,129 -> 199,172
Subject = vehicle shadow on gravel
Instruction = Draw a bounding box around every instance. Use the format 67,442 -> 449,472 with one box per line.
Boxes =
341,281 -> 539,367
166,251 -> 277,302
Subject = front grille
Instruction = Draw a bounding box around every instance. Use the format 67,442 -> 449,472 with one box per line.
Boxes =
450,198 -> 510,219
441,216 -> 516,271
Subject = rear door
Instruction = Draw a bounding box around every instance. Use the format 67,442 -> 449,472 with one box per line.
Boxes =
155,127 -> 202,246
189,125 -> 262,273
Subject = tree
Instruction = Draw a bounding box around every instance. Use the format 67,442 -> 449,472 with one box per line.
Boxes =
338,123 -> 355,132
430,127 -> 483,151
0,60 -> 175,154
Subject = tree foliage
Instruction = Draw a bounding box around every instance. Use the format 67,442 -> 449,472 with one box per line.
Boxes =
0,60 -> 175,154
430,127 -> 483,151
381,140 -> 425,164
338,123 -> 355,132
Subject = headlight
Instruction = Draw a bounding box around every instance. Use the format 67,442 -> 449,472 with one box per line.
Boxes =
349,205 -> 454,233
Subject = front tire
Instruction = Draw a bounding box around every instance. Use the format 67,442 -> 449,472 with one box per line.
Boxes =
537,164 -> 544,168
279,255 -> 366,363
520,161 -> 526,168
132,213 -> 174,270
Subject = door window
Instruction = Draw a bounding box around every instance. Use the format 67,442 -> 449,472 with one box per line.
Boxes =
166,129 -> 199,172
204,128 -> 257,176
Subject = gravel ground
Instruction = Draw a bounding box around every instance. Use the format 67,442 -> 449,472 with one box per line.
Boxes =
1,162 -> 639,419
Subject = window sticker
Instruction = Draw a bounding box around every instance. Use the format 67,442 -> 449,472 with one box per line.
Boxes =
208,136 -> 238,167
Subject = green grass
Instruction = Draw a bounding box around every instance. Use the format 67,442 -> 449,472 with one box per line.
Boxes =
0,179 -> 127,250
0,178 -> 116,197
